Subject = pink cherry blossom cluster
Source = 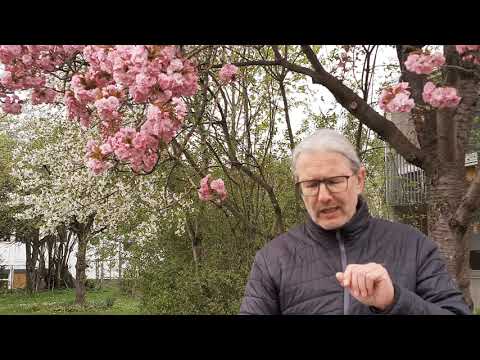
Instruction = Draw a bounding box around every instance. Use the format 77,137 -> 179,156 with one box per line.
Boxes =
334,47 -> 352,79
379,82 -> 415,113
64,91 -> 92,129
32,87 -> 58,105
198,174 -> 227,203
404,51 -> 445,74
79,47 -> 197,174
456,45 -> 480,65
0,45 -> 83,113
66,46 -> 196,129
83,45 -> 198,103
0,45 -> 200,175
85,140 -> 114,175
422,82 -> 461,108
1,94 -> 22,114
84,97 -> 188,174
106,127 -> 159,173
143,99 -> 186,142
219,64 -> 238,84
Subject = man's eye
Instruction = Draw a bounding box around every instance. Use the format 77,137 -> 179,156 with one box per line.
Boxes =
328,179 -> 343,184
305,182 -> 318,188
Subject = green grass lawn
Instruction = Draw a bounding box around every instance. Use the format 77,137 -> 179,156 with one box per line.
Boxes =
0,282 -> 143,314
1,283 -> 477,314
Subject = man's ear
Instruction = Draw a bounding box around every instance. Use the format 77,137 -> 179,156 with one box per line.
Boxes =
356,166 -> 366,192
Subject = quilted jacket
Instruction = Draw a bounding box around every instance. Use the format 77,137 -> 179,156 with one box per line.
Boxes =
240,196 -> 471,315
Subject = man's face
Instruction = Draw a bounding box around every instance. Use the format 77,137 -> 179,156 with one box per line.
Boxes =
296,151 -> 366,230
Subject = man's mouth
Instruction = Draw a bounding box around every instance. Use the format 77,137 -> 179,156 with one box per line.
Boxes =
320,207 -> 340,214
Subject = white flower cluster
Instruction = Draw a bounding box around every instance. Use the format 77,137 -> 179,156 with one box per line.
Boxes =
4,110 -> 190,246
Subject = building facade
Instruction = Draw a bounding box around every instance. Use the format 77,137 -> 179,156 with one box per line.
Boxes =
0,241 -> 26,289
0,239 -> 124,290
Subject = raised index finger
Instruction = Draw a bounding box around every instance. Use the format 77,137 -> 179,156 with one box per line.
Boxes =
342,265 -> 353,287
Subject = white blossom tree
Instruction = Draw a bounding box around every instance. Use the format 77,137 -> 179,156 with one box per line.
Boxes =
6,109 -> 189,304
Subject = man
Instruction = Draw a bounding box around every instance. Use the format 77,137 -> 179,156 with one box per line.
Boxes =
240,128 -> 471,315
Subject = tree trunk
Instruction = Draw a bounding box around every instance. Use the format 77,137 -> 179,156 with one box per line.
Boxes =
100,261 -> 104,284
118,241 -> 122,280
75,233 -> 88,305
70,214 -> 95,305
36,245 -> 47,291
186,214 -> 203,269
49,226 -> 75,289
425,162 -> 474,309
24,228 -> 40,294
62,269 -> 75,288
95,258 -> 99,281
45,235 -> 54,290
64,230 -> 76,288
25,240 -> 34,293
55,240 -> 64,289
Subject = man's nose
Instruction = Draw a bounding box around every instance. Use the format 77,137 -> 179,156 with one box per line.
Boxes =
316,182 -> 333,202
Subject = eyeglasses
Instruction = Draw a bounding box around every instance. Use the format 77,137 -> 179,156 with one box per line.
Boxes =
296,175 -> 354,196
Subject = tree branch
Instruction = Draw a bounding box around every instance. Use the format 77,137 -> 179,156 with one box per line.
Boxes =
278,76 -> 295,151
273,45 -> 426,168
205,60 -> 280,70
170,138 -> 269,239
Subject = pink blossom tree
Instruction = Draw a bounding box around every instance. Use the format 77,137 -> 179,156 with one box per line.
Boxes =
256,45 -> 479,308
179,45 -> 480,308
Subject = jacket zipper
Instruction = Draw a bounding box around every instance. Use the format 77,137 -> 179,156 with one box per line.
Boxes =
336,230 -> 349,315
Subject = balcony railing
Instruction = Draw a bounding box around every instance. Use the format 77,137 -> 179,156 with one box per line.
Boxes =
385,146 -> 479,206
385,148 -> 426,206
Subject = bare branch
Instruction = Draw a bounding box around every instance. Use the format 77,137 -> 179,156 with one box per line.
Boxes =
202,60 -> 280,70
278,77 -> 295,151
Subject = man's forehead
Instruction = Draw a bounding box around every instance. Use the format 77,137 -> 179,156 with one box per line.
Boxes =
297,151 -> 351,167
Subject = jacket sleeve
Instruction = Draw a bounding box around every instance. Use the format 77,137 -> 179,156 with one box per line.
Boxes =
381,235 -> 471,315
239,250 -> 280,315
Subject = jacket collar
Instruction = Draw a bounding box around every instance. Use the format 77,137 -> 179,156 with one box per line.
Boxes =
305,195 -> 371,243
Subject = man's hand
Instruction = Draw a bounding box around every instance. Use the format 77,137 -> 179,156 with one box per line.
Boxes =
336,263 -> 394,311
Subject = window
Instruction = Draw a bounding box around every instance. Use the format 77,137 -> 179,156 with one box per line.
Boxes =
0,268 -> 8,290
471,251 -> 480,271
470,232 -> 480,271
0,269 -> 8,280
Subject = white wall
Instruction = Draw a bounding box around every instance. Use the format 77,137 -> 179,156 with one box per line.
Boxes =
0,241 -> 120,280
0,241 -> 25,269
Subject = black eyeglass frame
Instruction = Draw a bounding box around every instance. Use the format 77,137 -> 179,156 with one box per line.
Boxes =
295,174 -> 356,196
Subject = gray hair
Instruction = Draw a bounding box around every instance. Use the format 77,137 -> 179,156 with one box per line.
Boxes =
291,128 -> 361,177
